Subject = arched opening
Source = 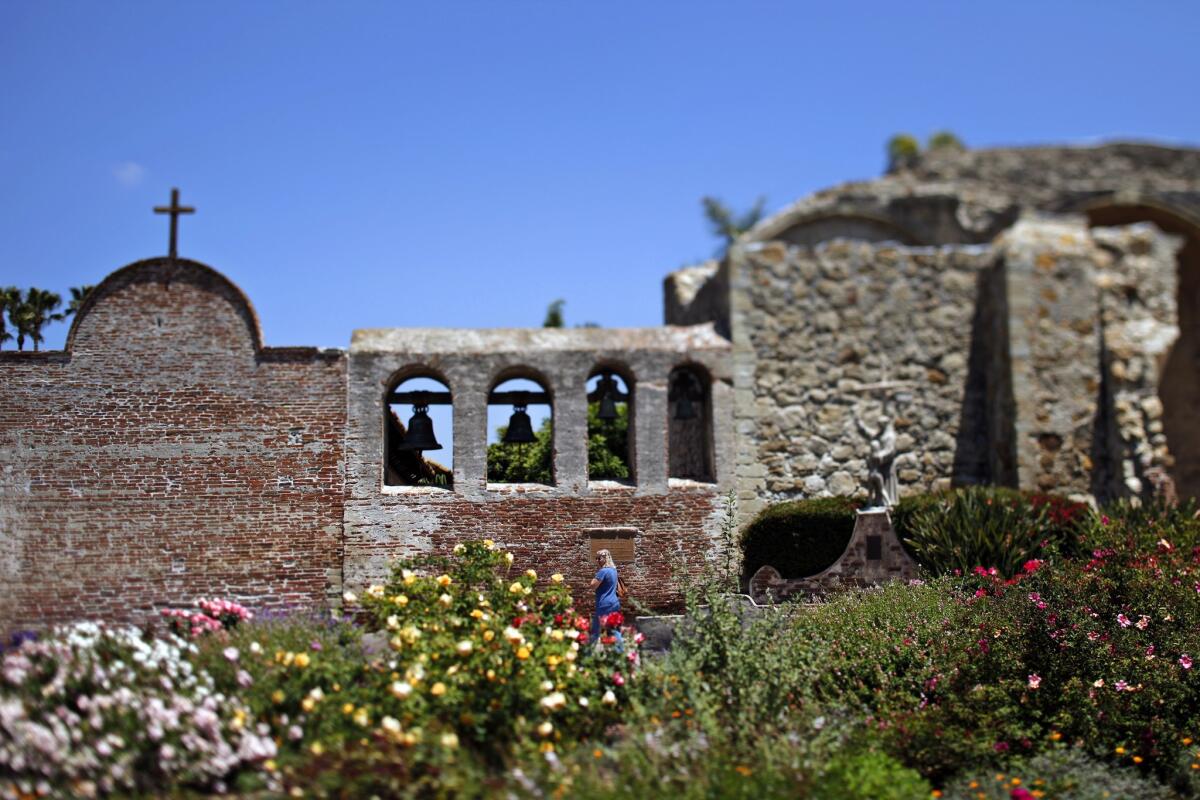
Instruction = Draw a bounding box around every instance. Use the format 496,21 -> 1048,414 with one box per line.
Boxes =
1087,202 -> 1200,501
586,367 -> 634,483
668,364 -> 714,482
487,374 -> 554,485
773,213 -> 921,249
385,373 -> 453,488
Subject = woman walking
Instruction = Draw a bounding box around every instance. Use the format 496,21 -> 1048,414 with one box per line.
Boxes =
588,549 -> 623,647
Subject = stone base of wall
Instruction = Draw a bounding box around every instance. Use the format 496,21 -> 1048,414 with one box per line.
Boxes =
748,508 -> 916,602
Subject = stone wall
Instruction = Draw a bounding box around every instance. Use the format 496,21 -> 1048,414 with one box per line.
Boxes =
344,327 -> 734,610
728,239 -> 995,520
0,259 -> 346,633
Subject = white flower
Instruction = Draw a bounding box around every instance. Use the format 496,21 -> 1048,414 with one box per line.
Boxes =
540,680 -> 554,692
456,640 -> 473,656
381,716 -> 402,734
390,681 -> 413,699
503,626 -> 524,644
578,697 -> 589,708
453,544 -> 465,555
540,692 -> 566,710
342,591 -> 358,604
537,721 -> 554,736
601,690 -> 617,705
366,585 -> 385,599
441,732 -> 459,749
222,647 -> 239,662
387,615 -> 400,630
438,593 -> 453,607
249,641 -> 262,655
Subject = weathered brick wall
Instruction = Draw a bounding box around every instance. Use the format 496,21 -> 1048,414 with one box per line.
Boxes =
344,327 -> 735,612
0,259 -> 346,633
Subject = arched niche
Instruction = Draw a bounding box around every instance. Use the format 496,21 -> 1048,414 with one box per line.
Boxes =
668,363 -> 714,482
384,369 -> 453,488
586,364 -> 634,483
772,213 -> 922,249
1086,201 -> 1200,501
486,370 -> 554,485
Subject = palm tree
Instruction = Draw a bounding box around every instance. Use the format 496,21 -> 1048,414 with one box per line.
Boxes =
701,195 -> 766,256
0,286 -> 19,351
64,285 -> 94,318
14,288 -> 64,351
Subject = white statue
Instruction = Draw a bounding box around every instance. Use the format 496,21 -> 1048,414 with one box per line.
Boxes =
858,414 -> 898,508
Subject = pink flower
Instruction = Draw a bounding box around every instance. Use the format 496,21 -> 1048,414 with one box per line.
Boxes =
1181,654 -> 1193,670
1087,631 -> 1100,641
223,647 -> 239,662
1101,515 -> 1110,526
310,640 -> 323,651
1117,614 -> 1131,628
1011,787 -> 1036,800
1114,680 -> 1130,692
611,672 -> 625,687
1022,559 -> 1043,574
1135,615 -> 1150,631
994,741 -> 1009,753
1028,674 -> 1041,690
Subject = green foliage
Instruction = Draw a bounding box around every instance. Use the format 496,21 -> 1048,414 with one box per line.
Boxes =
702,195 -> 766,256
0,286 -> 18,349
943,748 -> 1175,799
65,284 -> 94,318
587,401 -> 630,480
903,486 -> 1085,576
543,298 -> 565,328
928,130 -> 966,152
487,417 -> 554,483
812,748 -> 932,800
740,496 -> 860,580
886,133 -> 920,169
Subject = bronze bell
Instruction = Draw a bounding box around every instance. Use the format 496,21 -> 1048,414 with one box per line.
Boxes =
671,373 -> 700,421
673,393 -> 697,421
597,374 -> 619,421
398,404 -> 443,451
503,404 -> 536,444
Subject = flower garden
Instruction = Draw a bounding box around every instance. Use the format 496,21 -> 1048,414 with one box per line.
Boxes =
3,496 -> 1200,798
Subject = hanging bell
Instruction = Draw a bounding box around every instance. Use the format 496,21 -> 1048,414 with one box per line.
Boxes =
398,404 -> 443,451
673,393 -> 697,421
596,374 -> 619,421
503,404 -> 536,444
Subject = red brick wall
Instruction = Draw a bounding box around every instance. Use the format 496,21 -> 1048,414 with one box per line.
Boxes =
0,259 -> 346,634
344,487 -> 727,614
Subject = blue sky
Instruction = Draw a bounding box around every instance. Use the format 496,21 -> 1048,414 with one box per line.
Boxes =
2,1 -> 1198,351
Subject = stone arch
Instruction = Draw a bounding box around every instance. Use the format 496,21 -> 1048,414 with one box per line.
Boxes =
763,212 -> 923,249
383,365 -> 454,488
486,366 -> 555,485
1083,199 -> 1200,501
585,361 -> 636,483
668,361 -> 714,482
65,257 -> 263,356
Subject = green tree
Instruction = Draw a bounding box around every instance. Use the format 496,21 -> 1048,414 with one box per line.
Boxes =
64,285 -> 94,318
12,288 -> 64,351
487,418 -> 555,484
0,286 -> 19,351
701,195 -> 766,256
927,130 -> 965,152
542,299 -> 565,328
886,133 -> 920,171
587,401 -> 630,480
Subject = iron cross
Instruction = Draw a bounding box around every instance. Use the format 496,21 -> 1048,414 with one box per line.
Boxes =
153,188 -> 195,260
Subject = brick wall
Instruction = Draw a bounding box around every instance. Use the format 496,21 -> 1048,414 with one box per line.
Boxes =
0,258 -> 346,633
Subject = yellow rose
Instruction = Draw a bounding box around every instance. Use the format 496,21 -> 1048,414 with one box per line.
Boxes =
483,629 -> 495,642
551,573 -> 564,583
353,708 -> 370,727
293,653 -> 310,668
508,582 -> 524,595
517,646 -> 530,660
504,552 -> 514,565
437,574 -> 452,587
396,595 -> 409,606
525,569 -> 537,580
484,539 -> 495,549
401,569 -> 416,586
431,682 -> 447,696
271,690 -> 285,704
470,609 -> 484,619
301,698 -> 316,712
310,742 -> 325,756
441,732 -> 459,749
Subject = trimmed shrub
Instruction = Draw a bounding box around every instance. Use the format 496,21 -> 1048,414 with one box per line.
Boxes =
740,497 -> 861,580
942,748 -> 1175,799
813,748 -> 932,800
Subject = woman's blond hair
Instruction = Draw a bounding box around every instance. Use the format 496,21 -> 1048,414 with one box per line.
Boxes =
595,549 -> 616,569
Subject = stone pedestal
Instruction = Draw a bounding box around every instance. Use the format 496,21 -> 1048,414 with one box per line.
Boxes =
748,508 -> 917,602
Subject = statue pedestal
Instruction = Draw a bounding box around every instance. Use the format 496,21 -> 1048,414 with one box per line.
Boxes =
748,506 -> 918,602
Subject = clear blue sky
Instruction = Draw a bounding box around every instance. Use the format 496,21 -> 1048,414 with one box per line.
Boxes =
3,1 -> 1198,351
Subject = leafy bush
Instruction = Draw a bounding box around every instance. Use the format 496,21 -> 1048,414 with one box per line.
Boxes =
0,623 -> 274,797
587,401 -> 630,480
903,486 -> 1084,576
740,496 -> 861,581
942,748 -> 1175,799
886,133 -> 920,169
812,748 -> 931,800
487,418 -> 554,484
927,130 -> 965,152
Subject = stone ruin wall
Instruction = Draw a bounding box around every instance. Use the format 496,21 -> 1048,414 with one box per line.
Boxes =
0,260 -> 347,634
343,328 -> 735,612
724,217 -> 1184,523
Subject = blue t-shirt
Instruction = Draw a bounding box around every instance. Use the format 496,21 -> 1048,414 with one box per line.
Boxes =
594,567 -> 620,613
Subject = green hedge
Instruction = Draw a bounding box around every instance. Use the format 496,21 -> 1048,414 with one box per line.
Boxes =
740,496 -> 861,581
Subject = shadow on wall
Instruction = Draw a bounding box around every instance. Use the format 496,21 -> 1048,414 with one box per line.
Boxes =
951,261 -> 1017,489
